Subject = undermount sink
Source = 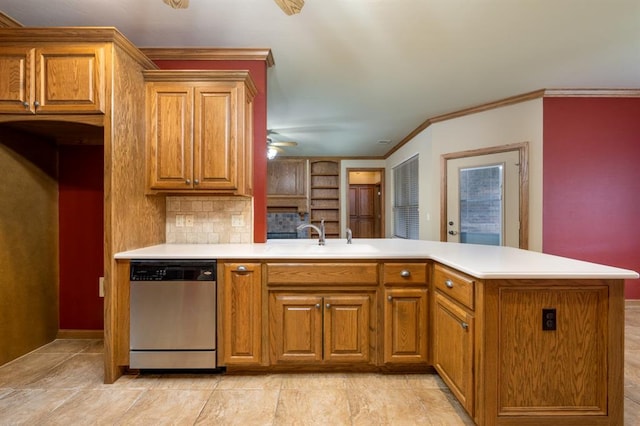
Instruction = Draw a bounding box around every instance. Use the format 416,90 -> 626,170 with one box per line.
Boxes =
266,240 -> 379,255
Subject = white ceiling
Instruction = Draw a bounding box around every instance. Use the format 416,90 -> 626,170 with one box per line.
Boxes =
2,0 -> 639,157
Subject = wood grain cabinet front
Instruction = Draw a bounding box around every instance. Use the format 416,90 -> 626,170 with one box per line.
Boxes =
433,292 -> 474,415
382,263 -> 429,364
0,45 -> 105,114
268,292 -> 374,365
220,263 -> 262,365
144,71 -> 256,195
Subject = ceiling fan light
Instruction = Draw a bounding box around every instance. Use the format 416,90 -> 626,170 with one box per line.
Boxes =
163,0 -> 189,9
273,0 -> 304,15
267,147 -> 279,160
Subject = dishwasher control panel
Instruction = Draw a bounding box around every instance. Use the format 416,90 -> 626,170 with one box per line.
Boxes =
130,261 -> 216,281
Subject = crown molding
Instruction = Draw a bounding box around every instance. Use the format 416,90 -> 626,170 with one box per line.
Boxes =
385,88 -> 640,159
140,47 -> 275,67
0,12 -> 23,28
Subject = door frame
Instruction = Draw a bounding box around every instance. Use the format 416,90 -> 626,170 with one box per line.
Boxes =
346,168 -> 385,238
440,142 -> 529,249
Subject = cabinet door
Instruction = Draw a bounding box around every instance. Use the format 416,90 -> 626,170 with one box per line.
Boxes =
221,263 -> 262,365
146,83 -> 194,190
194,84 -> 238,191
433,293 -> 474,415
267,158 -> 308,197
324,294 -> 372,363
269,293 -> 323,364
384,288 -> 428,363
35,45 -> 105,114
0,47 -> 34,113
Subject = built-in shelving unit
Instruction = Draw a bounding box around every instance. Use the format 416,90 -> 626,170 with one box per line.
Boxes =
309,159 -> 340,238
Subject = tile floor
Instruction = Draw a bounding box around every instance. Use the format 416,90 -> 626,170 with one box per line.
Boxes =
0,304 -> 639,425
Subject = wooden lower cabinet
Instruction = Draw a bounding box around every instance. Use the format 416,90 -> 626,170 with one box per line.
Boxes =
383,287 -> 428,363
220,263 -> 262,365
269,292 -> 374,365
433,292 -> 474,415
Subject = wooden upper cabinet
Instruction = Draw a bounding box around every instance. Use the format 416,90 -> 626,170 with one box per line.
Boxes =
267,158 -> 307,197
144,71 -> 256,195
0,45 -> 105,114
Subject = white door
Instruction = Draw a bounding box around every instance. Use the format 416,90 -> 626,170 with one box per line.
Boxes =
446,151 -> 520,248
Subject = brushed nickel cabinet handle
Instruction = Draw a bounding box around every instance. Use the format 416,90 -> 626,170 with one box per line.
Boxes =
185,179 -> 191,185
387,295 -> 393,301
461,322 -> 469,330
315,303 -> 321,309
445,279 -> 454,288
236,265 -> 248,272
325,303 -> 331,309
400,270 -> 411,277
194,179 -> 200,185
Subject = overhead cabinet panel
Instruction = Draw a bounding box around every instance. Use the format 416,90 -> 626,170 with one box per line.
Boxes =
144,71 -> 256,195
0,44 -> 105,114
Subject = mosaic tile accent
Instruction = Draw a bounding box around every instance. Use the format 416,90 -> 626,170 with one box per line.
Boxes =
166,196 -> 252,244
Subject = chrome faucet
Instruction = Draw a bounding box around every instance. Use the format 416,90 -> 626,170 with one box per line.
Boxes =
346,228 -> 352,244
297,219 -> 326,245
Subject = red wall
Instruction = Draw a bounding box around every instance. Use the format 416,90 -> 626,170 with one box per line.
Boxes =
58,145 -> 104,329
153,60 -> 268,242
543,97 -> 640,298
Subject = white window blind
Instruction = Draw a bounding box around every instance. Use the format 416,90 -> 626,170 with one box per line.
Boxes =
393,155 -> 419,239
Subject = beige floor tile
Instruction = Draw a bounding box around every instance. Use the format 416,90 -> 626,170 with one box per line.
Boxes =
34,339 -> 96,354
217,373 -> 283,390
414,388 -> 475,425
625,397 -> 640,425
196,389 -> 280,425
30,388 -> 144,425
150,372 -> 222,390
275,388 -> 351,426
625,352 -> 640,387
346,372 -> 410,389
25,353 -> 104,389
281,372 -> 347,389
80,339 -> 105,354
115,389 -> 212,425
0,389 -> 78,424
348,387 -> 430,425
405,373 -> 449,389
0,353 -> 72,388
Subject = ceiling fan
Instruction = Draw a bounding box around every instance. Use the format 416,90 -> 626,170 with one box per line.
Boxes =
267,131 -> 298,159
162,0 -> 304,15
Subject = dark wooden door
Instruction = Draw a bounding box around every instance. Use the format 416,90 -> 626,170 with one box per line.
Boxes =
349,184 -> 379,238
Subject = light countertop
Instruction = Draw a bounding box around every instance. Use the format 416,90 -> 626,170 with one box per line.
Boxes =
114,239 -> 639,280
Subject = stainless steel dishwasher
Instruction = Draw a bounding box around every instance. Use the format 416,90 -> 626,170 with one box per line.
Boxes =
129,260 -> 217,369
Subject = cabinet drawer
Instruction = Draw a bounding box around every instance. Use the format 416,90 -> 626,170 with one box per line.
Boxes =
433,264 -> 475,310
267,263 -> 378,285
383,263 -> 428,285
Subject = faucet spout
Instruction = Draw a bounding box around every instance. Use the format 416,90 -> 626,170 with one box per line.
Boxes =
296,219 -> 326,245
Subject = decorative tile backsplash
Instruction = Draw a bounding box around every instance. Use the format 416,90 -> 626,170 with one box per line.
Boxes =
166,196 -> 253,244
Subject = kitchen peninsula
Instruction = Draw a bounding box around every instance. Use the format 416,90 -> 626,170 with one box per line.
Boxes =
112,239 -> 638,425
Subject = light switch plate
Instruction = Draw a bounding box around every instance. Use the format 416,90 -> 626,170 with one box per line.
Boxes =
175,214 -> 185,227
99,277 -> 105,298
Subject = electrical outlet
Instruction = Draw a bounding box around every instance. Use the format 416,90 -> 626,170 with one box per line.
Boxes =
185,215 -> 194,227
175,214 -> 185,227
542,308 -> 556,330
99,277 -> 105,298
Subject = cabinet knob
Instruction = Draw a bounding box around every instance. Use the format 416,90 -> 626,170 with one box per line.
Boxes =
315,303 -> 321,309
194,179 -> 199,185
325,303 -> 331,309
461,322 -> 469,330
400,270 -> 411,277
236,265 -> 248,272
22,101 -> 29,109
387,295 -> 393,301
445,279 -> 454,288
185,179 -> 191,185
33,101 -> 40,109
